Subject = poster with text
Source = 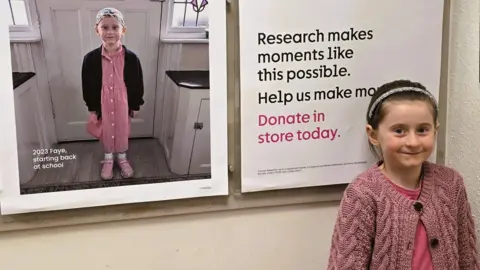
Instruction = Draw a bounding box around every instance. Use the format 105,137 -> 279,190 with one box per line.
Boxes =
0,0 -> 228,214
238,0 -> 444,192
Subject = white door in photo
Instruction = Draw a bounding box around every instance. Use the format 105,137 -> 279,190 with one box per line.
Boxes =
36,0 -> 162,141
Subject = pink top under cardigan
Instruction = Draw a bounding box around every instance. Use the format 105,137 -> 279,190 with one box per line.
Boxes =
327,161 -> 479,270
386,173 -> 433,270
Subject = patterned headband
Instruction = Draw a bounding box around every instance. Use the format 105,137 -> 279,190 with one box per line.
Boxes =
96,7 -> 125,27
368,86 -> 438,119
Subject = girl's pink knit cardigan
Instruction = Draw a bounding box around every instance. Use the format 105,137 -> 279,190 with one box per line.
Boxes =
327,161 -> 479,270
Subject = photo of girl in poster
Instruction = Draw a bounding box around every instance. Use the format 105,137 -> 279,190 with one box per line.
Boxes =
5,0 -> 221,196
82,8 -> 144,180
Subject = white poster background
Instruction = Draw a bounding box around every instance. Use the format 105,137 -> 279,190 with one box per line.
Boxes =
0,0 -> 228,214
239,0 -> 444,192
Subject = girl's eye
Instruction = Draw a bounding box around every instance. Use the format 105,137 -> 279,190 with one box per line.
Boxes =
418,127 -> 429,133
393,128 -> 404,134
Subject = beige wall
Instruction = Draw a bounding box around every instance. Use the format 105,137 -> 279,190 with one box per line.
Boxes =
0,202 -> 339,270
0,0 -> 478,269
445,0 -> 480,230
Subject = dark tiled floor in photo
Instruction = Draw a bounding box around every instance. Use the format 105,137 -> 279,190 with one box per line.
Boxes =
20,138 -> 210,194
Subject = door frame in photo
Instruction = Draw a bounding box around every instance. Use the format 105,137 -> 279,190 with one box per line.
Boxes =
37,0 -> 161,142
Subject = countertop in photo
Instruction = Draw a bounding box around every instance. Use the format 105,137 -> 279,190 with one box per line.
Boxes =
166,70 -> 209,90
12,72 -> 36,89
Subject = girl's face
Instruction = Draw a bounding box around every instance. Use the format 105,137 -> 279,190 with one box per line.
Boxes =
96,16 -> 125,45
367,100 -> 437,169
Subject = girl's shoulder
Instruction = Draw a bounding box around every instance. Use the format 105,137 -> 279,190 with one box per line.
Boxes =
341,163 -> 385,202
349,162 -> 385,187
122,46 -> 139,58
83,46 -> 102,60
341,162 -> 467,203
424,161 -> 466,190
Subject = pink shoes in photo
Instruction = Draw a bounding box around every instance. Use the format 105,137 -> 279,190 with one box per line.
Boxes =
100,159 -> 114,180
100,158 -> 134,180
117,159 -> 134,178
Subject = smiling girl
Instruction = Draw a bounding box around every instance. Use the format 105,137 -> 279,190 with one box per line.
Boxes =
81,7 -> 145,180
327,80 -> 479,269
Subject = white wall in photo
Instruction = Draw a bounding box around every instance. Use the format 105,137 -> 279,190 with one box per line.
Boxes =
238,0 -> 444,192
0,0 -> 228,214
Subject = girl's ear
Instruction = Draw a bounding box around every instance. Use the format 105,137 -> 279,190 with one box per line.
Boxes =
366,124 -> 379,146
122,27 -> 127,34
95,26 -> 99,35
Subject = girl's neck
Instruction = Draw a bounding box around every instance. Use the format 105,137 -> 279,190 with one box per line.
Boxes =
103,42 -> 121,54
380,161 -> 423,190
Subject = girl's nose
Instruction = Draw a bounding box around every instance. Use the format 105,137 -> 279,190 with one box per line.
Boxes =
405,134 -> 420,147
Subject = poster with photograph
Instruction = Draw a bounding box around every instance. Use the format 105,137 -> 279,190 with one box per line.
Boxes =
0,0 -> 228,214
238,0 -> 444,192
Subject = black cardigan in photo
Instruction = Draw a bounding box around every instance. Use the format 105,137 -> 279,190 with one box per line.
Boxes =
81,45 -> 145,119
